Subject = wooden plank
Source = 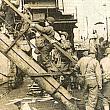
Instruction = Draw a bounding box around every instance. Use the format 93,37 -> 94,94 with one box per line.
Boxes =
2,1 -> 78,109
0,53 -> 9,82
26,71 -> 71,77
0,33 -> 78,110
2,0 -> 77,64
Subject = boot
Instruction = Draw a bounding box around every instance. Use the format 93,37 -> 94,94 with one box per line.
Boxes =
103,98 -> 109,110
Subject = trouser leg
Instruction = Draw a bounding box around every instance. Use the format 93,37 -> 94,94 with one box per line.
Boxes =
86,85 -> 98,110
86,105 -> 94,110
40,45 -> 52,70
103,98 -> 109,110
9,61 -> 17,76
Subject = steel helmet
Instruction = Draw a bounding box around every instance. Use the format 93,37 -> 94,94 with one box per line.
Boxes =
61,32 -> 68,38
90,34 -> 97,39
46,17 -> 55,24
83,51 -> 88,56
89,47 -> 97,54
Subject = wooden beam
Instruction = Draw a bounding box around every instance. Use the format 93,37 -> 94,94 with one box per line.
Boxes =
3,0 -> 77,64
2,1 -> 78,109
0,33 -> 78,110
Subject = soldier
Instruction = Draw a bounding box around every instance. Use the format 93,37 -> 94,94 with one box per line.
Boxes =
1,1 -> 17,89
97,37 -> 105,61
100,47 -> 110,110
75,48 -> 102,110
3,0 -> 16,35
59,31 -> 73,71
31,17 -> 56,71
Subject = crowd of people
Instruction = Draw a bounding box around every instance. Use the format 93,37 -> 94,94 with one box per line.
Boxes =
74,42 -> 110,110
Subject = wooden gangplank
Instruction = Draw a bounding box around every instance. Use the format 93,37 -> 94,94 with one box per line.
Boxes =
0,33 -> 78,110
1,0 -> 79,109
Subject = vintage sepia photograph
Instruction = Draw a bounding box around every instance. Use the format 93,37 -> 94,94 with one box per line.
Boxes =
0,0 -> 110,110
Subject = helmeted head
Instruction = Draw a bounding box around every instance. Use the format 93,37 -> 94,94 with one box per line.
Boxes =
88,47 -> 97,54
83,51 -> 88,56
99,37 -> 104,43
88,48 -> 97,58
90,35 -> 97,40
61,32 -> 68,39
46,17 -> 55,25
105,47 -> 110,55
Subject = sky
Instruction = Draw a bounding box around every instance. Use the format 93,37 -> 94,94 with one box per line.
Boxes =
54,0 -> 110,40
73,0 -> 110,41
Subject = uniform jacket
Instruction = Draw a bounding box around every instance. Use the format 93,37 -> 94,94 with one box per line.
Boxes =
4,6 -> 15,26
34,24 -> 55,38
100,55 -> 110,82
76,56 -> 102,87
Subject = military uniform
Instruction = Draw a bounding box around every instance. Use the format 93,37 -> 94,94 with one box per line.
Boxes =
31,17 -> 55,70
2,3 -> 16,82
100,48 -> 110,110
3,4 -> 15,33
76,52 -> 102,110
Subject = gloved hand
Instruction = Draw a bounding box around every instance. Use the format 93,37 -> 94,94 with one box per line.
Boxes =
30,23 -> 36,27
50,39 -> 57,44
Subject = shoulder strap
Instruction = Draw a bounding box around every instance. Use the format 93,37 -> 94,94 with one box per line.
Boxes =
84,57 -> 93,75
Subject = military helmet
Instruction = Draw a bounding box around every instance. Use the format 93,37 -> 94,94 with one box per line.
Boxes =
105,47 -> 110,54
90,34 -> 97,39
46,17 -> 55,24
88,47 -> 97,54
83,51 -> 88,56
61,32 -> 68,38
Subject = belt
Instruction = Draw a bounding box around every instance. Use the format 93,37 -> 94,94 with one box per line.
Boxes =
85,76 -> 96,80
